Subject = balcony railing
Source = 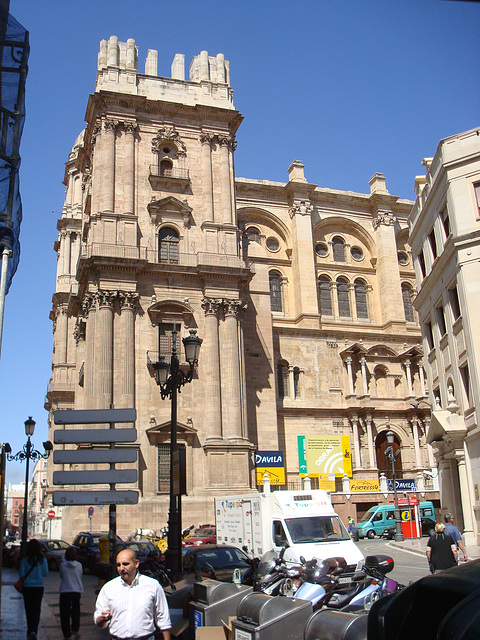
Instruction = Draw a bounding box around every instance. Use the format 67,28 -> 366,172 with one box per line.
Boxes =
149,165 -> 190,181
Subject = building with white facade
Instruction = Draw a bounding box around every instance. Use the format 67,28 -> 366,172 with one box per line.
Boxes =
409,126 -> 480,545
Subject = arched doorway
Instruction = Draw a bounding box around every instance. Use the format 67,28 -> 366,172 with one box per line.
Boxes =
376,431 -> 403,478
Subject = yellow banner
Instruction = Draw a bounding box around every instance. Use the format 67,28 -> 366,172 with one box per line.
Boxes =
256,467 -> 285,485
317,474 -> 336,491
350,479 -> 380,492
305,436 -> 352,478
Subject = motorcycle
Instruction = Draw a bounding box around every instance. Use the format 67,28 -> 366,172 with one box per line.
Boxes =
324,554 -> 402,612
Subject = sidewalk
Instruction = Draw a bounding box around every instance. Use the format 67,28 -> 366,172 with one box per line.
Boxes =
389,536 -> 480,560
1,567 -> 109,640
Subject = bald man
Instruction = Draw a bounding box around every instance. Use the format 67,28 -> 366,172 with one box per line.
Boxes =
94,548 -> 171,640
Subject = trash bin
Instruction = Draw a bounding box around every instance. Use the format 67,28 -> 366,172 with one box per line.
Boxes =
232,592 -> 313,640
189,579 -> 252,638
304,609 -> 368,640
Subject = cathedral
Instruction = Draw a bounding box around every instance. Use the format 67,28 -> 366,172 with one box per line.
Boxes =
45,37 -> 437,540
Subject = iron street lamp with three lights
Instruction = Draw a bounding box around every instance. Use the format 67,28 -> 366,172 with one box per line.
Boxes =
384,430 -> 404,542
5,417 -> 53,556
152,322 -> 202,578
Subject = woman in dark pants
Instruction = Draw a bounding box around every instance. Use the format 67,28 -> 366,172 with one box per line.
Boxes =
19,538 -> 48,640
59,546 -> 83,639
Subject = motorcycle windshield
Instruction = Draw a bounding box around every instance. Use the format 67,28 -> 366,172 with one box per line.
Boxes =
256,549 -> 278,579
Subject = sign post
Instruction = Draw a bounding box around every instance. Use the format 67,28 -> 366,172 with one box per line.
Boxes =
88,506 -> 94,532
47,509 -> 55,538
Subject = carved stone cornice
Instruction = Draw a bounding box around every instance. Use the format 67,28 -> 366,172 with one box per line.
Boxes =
152,125 -> 187,157
201,297 -> 223,316
372,211 -> 396,229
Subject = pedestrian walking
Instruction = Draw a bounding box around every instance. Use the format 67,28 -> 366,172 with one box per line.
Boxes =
444,513 -> 468,562
94,548 -> 171,640
19,538 -> 48,640
347,516 -> 355,537
59,546 -> 84,639
426,522 -> 458,574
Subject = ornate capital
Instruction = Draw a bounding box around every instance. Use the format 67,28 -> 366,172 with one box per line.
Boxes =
223,298 -> 247,317
104,119 -> 119,133
97,290 -> 117,309
201,297 -> 223,316
118,291 -> 139,311
82,293 -> 95,317
123,121 -> 138,135
289,200 -> 313,218
91,119 -> 101,145
152,125 -> 187,157
217,133 -> 233,149
372,211 -> 396,229
199,130 -> 214,146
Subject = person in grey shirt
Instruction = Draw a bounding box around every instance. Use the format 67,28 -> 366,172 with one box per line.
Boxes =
444,513 -> 468,562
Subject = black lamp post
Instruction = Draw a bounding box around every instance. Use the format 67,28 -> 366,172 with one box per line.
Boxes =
385,430 -> 404,542
5,417 -> 53,556
153,322 -> 202,577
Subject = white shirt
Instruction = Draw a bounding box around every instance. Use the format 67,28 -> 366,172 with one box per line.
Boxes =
94,572 -> 171,637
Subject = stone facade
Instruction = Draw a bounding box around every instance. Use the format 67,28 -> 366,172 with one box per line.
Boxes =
409,127 -> 480,545
45,37 -> 437,541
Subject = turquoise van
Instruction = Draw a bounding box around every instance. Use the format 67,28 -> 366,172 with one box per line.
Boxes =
354,501 -> 435,539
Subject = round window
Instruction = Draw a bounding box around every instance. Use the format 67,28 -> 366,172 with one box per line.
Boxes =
266,237 -> 280,252
315,242 -> 329,257
163,147 -> 171,154
398,251 -> 409,266
350,246 -> 364,261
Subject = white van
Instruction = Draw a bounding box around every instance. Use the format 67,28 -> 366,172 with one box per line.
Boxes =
215,487 -> 364,570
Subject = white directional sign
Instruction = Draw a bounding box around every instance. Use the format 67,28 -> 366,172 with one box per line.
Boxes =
53,490 -> 139,506
53,469 -> 137,485
53,429 -> 137,445
53,449 -> 137,464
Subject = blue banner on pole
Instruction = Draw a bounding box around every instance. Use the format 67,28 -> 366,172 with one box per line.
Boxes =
387,478 -> 417,492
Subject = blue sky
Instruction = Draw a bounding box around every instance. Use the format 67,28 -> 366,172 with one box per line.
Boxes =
2,0 -> 479,483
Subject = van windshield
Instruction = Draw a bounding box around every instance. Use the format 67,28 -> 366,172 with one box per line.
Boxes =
358,508 -> 376,523
285,516 -> 350,543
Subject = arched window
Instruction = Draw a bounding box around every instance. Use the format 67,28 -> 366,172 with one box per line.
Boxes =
354,279 -> 368,319
246,227 -> 261,244
269,270 -> 283,312
160,158 -> 173,177
318,276 -> 333,316
337,277 -> 351,318
332,236 -> 346,262
402,283 -> 414,322
158,227 -> 179,263
277,361 -> 289,399
376,431 -> 403,478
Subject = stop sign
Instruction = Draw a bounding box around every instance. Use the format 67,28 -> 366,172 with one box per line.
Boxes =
47,510 -> 55,519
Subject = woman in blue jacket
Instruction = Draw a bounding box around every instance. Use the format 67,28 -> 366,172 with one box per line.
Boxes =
19,539 -> 48,639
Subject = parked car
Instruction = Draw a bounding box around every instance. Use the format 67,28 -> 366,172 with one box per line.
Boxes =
38,539 -> 70,571
72,531 -> 123,574
181,544 -> 250,582
183,526 -> 216,546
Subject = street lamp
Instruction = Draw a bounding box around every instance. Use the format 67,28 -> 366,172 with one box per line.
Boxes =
153,322 -> 202,577
384,430 -> 404,542
5,417 -> 53,556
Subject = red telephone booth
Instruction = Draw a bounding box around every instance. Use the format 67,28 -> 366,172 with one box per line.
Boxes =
397,495 -> 421,538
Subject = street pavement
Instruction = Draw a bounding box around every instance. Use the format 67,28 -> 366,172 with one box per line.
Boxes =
2,537 -> 480,639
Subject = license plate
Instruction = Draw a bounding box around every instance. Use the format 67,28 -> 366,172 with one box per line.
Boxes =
235,629 -> 253,640
337,577 -> 353,584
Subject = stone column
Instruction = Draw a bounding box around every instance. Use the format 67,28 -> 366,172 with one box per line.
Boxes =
351,415 -> 362,469
404,359 -> 414,396
118,292 -> 138,408
221,298 -> 246,441
217,135 -> 233,224
289,366 -> 296,400
364,415 -> 375,469
83,294 -> 96,408
411,417 -> 422,469
55,304 -> 68,364
359,357 -> 368,395
349,283 -> 357,321
71,234 -> 80,276
123,122 -> 137,215
372,210 -> 405,323
90,122 -> 101,216
95,291 -> 116,409
103,119 -> 117,213
345,357 -> 355,395
200,131 -> 214,222
64,232 -> 71,275
331,282 -> 339,319
201,298 -> 223,441
456,452 -> 475,543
